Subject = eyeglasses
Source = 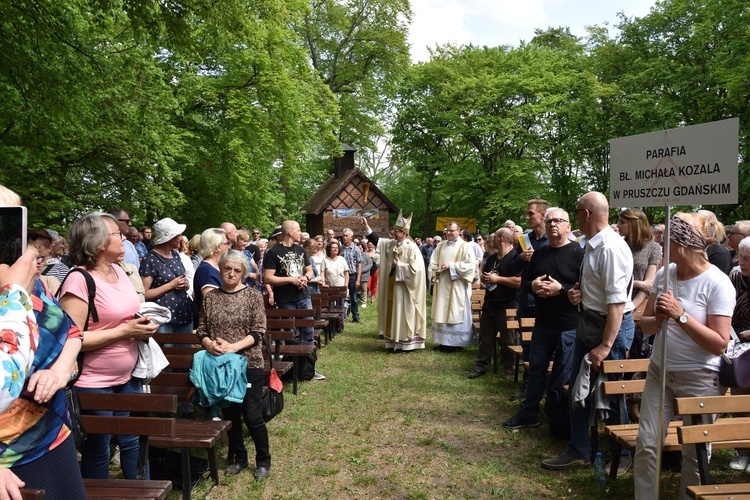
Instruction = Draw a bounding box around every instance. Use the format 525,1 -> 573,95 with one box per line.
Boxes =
476,237 -> 483,241
110,231 -> 123,238
573,208 -> 588,216
545,218 -> 569,225
252,231 -> 260,235
220,241 -> 230,247
118,218 -> 131,224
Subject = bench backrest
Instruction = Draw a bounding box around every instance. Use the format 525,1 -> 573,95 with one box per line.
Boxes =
154,332 -> 200,346
674,395 -> 750,486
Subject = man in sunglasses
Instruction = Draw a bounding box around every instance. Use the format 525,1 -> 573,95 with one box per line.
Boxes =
108,208 -> 139,267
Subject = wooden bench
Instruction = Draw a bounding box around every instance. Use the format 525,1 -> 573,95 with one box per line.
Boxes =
310,294 -> 335,347
599,358 -> 656,477
265,307 -> 323,351
266,316 -> 318,395
77,392 -> 177,499
602,363 -> 750,483
494,308 -> 517,376
147,370 -> 231,499
507,316 -> 534,382
676,395 -> 750,498
471,287 -> 484,333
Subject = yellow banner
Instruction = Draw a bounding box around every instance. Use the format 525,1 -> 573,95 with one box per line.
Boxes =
435,217 -> 477,234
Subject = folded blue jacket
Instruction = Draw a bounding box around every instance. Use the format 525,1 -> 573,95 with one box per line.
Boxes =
190,351 -> 248,408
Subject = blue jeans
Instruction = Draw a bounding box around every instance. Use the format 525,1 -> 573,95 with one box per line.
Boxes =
277,297 -> 315,345
517,325 -> 576,422
347,274 -> 359,320
565,312 -> 635,460
76,377 -> 145,479
156,320 -> 193,334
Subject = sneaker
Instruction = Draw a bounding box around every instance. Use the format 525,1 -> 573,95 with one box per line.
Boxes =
541,452 -> 590,470
605,456 -> 632,477
503,414 -> 540,430
313,370 -> 326,380
361,303 -> 367,309
730,454 -> 750,471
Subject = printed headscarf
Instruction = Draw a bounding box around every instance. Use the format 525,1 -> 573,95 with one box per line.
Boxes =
670,216 -> 707,249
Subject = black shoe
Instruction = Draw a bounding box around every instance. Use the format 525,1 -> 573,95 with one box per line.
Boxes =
226,461 -> 248,475
254,466 -> 271,480
503,414 -> 540,430
352,317 -> 360,323
468,370 -> 486,380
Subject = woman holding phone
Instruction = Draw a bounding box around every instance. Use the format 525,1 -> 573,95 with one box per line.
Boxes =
60,212 -> 158,479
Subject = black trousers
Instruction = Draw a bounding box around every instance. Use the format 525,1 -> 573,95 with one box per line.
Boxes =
222,368 -> 271,467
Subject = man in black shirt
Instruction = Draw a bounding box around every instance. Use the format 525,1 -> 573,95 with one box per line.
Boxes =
263,220 -> 325,380
503,208 -> 583,429
469,228 -> 520,379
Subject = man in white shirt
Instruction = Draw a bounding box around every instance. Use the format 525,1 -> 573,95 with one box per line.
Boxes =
542,191 -> 635,473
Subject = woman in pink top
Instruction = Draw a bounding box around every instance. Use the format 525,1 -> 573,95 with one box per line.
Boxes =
59,212 -> 158,480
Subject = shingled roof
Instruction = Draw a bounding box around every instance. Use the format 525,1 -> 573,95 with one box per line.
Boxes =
300,168 -> 398,215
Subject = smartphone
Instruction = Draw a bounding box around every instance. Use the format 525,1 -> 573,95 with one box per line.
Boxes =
134,312 -> 143,319
0,206 -> 27,265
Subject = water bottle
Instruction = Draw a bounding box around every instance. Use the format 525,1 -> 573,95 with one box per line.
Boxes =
594,452 -> 606,491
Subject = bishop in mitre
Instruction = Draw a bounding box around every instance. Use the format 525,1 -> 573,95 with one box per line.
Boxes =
429,221 -> 477,349
360,211 -> 427,351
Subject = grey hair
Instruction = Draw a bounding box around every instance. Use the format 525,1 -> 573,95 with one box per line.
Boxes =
219,249 -> 249,280
545,207 -> 570,222
199,228 -> 227,258
739,236 -> 750,255
342,228 -> 353,236
68,212 -> 119,268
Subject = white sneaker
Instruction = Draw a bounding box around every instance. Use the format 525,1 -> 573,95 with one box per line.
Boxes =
313,370 -> 326,380
730,454 -> 750,471
361,303 -> 367,309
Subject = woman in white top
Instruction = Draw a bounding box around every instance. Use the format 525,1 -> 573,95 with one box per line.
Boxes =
310,235 -> 326,271
321,239 -> 348,287
634,212 -> 735,499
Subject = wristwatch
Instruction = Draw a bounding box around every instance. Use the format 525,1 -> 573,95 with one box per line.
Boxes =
675,310 -> 688,325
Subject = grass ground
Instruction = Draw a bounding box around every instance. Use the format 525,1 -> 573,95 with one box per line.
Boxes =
177,299 -> 744,499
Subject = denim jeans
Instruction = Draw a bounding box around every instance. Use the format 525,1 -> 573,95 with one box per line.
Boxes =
517,325 -> 576,422
277,297 -> 315,345
76,377 -> 145,479
634,365 -> 721,499
565,312 -> 634,460
156,320 -> 194,334
347,274 -> 359,320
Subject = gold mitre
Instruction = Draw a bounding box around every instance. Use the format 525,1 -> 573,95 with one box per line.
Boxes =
394,209 -> 413,234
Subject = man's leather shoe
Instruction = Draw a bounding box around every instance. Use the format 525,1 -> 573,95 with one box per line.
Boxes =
254,465 -> 271,480
225,462 -> 248,475
468,370 -> 486,379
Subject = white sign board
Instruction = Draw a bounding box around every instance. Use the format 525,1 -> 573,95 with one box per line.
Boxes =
609,118 -> 739,207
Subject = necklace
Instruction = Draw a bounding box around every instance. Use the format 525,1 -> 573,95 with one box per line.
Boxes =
93,265 -> 117,284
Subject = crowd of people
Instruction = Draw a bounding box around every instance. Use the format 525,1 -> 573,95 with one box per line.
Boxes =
5,180 -> 750,497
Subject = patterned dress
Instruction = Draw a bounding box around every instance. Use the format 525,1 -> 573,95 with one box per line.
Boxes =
0,279 -> 82,467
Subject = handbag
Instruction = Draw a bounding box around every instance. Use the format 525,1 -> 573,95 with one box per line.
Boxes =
262,336 -> 284,422
577,308 -> 607,347
719,328 -> 750,388
65,386 -> 87,447
132,337 -> 170,384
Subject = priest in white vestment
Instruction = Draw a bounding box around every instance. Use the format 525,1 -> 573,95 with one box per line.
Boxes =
360,211 -> 427,351
429,222 -> 477,348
